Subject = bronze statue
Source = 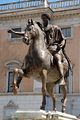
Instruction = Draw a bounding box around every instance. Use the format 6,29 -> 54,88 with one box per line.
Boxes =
8,19 -> 69,112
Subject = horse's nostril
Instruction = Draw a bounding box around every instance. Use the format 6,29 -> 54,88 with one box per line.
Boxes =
24,38 -> 27,41
25,36 -> 29,40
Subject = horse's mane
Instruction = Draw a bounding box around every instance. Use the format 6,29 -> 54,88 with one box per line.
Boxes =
36,22 -> 43,31
32,21 -> 45,38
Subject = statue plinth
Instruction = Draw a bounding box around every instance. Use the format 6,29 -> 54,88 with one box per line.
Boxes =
11,110 -> 78,120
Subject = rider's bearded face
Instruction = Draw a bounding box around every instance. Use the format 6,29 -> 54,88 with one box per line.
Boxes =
42,17 -> 48,27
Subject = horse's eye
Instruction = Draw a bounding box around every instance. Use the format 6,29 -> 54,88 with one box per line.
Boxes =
28,28 -> 31,31
27,27 -> 31,31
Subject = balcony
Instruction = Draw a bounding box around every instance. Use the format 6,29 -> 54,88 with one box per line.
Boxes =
0,0 -> 80,12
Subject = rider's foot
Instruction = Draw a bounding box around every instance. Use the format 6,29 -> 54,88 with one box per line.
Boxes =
59,79 -> 66,86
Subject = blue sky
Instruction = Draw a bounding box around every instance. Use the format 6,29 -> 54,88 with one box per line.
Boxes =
0,0 -> 54,4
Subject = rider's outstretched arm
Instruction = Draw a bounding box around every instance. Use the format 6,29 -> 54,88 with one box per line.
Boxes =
8,29 -> 25,36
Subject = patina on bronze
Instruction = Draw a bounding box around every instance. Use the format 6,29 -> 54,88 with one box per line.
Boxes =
8,19 -> 69,113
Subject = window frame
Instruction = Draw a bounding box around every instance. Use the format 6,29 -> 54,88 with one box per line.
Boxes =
5,61 -> 21,93
11,28 -> 22,39
7,71 -> 14,92
61,26 -> 72,39
9,27 -> 22,41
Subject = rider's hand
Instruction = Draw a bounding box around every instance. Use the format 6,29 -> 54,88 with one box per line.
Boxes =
48,44 -> 58,55
8,30 -> 12,33
57,44 -> 61,51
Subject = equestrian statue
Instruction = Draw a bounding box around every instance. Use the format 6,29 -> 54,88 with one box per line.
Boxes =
8,14 -> 71,112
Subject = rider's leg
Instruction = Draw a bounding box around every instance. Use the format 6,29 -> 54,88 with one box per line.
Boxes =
54,53 -> 65,86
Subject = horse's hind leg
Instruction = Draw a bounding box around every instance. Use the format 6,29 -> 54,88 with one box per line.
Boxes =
60,85 -> 67,112
13,68 -> 24,95
46,82 -> 56,111
40,69 -> 47,110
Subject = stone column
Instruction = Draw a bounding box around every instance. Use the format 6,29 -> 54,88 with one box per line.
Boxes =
44,0 -> 48,7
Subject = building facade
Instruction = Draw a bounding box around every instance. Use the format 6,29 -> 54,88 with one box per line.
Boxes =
0,0 -> 80,119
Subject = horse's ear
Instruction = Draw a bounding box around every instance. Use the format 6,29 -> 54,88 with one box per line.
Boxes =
28,19 -> 30,24
28,19 -> 29,23
31,19 -> 33,25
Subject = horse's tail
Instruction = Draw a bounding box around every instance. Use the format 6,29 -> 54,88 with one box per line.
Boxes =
63,50 -> 72,71
63,50 -> 73,81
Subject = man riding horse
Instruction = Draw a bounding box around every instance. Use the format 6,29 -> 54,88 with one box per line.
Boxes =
8,13 -> 70,91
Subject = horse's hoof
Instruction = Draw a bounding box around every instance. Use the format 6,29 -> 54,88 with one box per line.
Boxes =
53,108 -> 56,112
62,109 -> 65,113
13,83 -> 18,95
40,106 -> 45,110
62,106 -> 66,113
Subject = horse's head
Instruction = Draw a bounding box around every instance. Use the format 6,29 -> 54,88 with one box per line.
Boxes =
23,19 -> 39,45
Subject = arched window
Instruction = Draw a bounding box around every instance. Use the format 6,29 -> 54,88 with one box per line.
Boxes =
5,60 -> 22,93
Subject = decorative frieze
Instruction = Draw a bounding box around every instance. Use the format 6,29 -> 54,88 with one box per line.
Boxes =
0,6 -> 80,23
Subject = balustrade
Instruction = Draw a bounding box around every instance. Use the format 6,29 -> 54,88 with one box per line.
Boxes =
0,0 -> 80,11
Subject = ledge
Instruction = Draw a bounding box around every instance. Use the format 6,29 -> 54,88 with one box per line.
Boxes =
12,110 -> 79,120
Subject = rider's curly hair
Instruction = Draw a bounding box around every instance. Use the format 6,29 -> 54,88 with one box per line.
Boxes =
41,13 -> 51,21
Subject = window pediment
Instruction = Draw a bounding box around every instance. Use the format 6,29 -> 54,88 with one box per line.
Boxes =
4,100 -> 18,109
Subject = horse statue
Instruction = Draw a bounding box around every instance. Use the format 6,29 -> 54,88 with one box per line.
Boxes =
8,19 -> 69,112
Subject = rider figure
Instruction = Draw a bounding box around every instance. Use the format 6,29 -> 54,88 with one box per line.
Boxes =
41,13 -> 66,86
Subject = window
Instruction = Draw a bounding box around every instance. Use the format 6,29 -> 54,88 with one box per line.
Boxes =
7,71 -> 14,92
11,28 -> 21,38
6,60 -> 21,93
61,27 -> 71,38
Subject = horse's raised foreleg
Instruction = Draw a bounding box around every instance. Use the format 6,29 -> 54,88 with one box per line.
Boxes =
13,68 -> 24,95
61,85 -> 67,112
40,69 -> 47,110
46,82 -> 56,111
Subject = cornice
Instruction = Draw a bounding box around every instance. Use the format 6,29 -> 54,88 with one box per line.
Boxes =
0,7 -> 80,21
52,8 -> 80,20
0,7 -> 53,21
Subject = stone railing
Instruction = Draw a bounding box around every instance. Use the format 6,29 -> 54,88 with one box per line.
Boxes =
49,0 -> 80,9
0,0 -> 80,11
0,0 -> 44,11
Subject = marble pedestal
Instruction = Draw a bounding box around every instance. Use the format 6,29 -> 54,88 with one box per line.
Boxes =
11,110 -> 79,120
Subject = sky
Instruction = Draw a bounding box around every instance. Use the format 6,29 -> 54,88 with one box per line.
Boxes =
0,0 -> 54,5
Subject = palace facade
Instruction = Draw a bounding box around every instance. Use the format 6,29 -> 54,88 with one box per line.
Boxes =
0,0 -> 80,119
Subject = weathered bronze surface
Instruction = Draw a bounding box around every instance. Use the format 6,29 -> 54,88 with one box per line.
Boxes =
8,18 -> 70,113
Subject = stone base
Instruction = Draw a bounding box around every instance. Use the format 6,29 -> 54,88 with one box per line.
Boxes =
12,110 -> 79,120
